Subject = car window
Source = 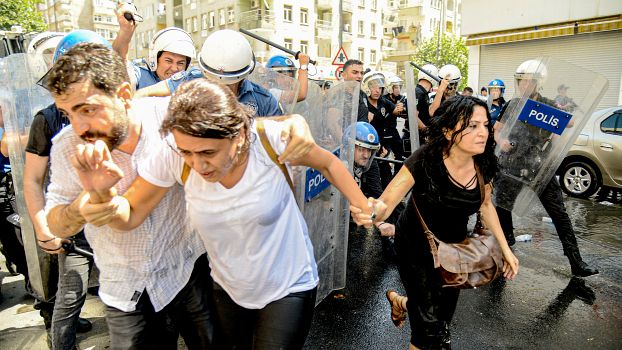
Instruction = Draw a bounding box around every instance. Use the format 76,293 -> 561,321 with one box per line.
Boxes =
600,111 -> 622,135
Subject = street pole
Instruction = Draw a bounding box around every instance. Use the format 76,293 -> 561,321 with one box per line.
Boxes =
338,0 -> 343,48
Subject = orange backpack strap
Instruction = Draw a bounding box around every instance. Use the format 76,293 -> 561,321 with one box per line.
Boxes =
256,120 -> 295,194
181,162 -> 191,185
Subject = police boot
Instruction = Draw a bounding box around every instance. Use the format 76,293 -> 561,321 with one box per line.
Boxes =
565,247 -> 598,277
77,317 -> 93,333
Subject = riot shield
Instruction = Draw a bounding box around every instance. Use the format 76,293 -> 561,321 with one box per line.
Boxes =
0,53 -> 56,300
290,81 -> 359,305
494,56 -> 608,216
403,61 -> 421,153
248,63 -> 300,114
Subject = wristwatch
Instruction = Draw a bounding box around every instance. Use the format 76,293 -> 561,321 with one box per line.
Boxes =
299,64 -> 308,71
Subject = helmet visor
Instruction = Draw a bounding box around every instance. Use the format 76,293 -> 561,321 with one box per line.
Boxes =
353,142 -> 379,173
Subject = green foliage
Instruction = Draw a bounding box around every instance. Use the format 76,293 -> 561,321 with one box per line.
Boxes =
412,31 -> 469,90
0,0 -> 47,32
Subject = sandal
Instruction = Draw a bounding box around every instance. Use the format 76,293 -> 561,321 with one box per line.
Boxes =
385,289 -> 407,328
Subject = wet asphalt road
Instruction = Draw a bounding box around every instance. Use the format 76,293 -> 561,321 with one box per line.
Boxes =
305,195 -> 622,350
0,195 -> 620,349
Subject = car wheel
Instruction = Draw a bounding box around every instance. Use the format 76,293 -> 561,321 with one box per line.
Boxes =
560,161 -> 600,198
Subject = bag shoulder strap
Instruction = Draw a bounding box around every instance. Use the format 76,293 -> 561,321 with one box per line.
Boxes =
256,120 -> 295,194
413,163 -> 486,268
181,162 -> 191,185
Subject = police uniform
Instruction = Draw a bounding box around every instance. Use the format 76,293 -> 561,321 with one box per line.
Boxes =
368,97 -> 395,188
489,97 -> 506,126
165,67 -> 282,117
131,60 -> 161,90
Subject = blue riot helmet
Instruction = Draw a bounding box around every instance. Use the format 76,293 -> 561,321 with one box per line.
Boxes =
53,30 -> 111,63
488,79 -> 505,99
266,55 -> 297,77
343,122 -> 381,175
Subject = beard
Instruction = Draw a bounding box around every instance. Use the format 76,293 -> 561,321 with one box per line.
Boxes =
80,110 -> 130,150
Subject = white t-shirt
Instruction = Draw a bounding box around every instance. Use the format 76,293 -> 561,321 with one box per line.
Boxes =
138,119 -> 319,309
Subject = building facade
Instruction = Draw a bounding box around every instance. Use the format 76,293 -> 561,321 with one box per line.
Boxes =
462,0 -> 622,109
40,0 -> 120,41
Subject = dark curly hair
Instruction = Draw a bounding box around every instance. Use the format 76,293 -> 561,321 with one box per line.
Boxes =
423,95 -> 498,181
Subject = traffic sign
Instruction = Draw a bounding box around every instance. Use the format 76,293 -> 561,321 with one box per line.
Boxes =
331,47 -> 348,66
335,66 -> 344,80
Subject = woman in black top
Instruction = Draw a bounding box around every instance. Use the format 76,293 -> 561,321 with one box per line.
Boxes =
352,96 -> 519,350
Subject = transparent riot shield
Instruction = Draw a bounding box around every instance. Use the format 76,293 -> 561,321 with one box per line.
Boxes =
0,53 -> 55,300
290,81 -> 359,305
404,62 -> 421,153
248,63 -> 300,114
494,56 -> 608,216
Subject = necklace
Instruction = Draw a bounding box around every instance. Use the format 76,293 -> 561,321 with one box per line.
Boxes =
447,169 -> 477,190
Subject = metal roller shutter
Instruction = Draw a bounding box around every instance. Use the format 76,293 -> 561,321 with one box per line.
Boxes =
478,30 -> 622,110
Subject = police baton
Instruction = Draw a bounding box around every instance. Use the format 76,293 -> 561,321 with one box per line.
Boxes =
410,62 -> 441,83
374,156 -> 404,165
239,28 -> 317,65
62,240 -> 94,259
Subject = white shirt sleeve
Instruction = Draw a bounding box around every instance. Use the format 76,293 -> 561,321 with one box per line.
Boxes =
45,128 -> 86,212
259,119 -> 288,155
138,137 -> 184,188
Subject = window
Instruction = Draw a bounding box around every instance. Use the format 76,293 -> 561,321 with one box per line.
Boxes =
209,11 -> 215,28
300,40 -> 308,54
358,0 -> 365,8
219,9 -> 225,25
93,15 -> 102,22
192,16 -> 198,32
228,7 -> 235,23
251,0 -> 259,8
202,13 -> 208,30
600,112 -> 622,135
300,8 -> 308,25
370,23 -> 376,37
358,20 -> 364,35
284,38 -> 293,51
107,16 -> 113,23
185,18 -> 191,32
370,49 -> 376,63
357,47 -> 364,61
284,5 -> 292,22
371,0 -> 377,10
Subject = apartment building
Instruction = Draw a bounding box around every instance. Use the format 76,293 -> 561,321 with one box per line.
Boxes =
383,0 -> 462,64
40,0 -> 120,41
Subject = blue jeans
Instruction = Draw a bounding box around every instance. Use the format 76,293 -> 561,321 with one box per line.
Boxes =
105,254 -> 213,350
51,233 -> 92,350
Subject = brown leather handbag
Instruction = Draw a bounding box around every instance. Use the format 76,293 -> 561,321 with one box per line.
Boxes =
413,166 -> 504,289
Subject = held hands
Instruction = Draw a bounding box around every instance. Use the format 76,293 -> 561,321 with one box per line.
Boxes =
278,114 -> 315,163
77,192 -> 122,227
350,197 -> 387,228
501,249 -> 519,280
71,140 -> 125,199
377,222 -> 395,237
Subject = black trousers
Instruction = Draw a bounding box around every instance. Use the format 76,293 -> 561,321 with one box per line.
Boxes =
211,283 -> 317,350
495,175 -> 580,253
105,254 -> 213,350
395,233 -> 458,350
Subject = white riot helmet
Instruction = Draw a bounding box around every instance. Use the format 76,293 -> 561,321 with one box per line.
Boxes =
386,74 -> 404,95
514,59 -> 547,84
438,64 -> 461,84
148,27 -> 195,72
198,29 -> 255,84
417,64 -> 439,86
361,70 -> 386,96
27,32 -> 64,81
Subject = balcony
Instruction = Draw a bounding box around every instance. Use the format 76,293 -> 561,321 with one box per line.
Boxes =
316,19 -> 332,39
317,0 -> 333,10
239,9 -> 275,30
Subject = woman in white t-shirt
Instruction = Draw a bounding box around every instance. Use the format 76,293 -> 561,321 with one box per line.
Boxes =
72,78 -> 372,349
